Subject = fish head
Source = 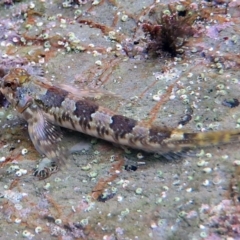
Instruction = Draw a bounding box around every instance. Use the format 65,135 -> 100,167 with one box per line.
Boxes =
0,68 -> 30,105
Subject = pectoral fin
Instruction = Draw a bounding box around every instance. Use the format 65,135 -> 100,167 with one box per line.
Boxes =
27,107 -> 68,176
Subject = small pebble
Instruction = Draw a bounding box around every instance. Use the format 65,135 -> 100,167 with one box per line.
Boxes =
29,2 -> 35,9
187,72 -> 193,78
178,114 -> 192,126
202,167 -> 212,173
20,169 -> 27,175
121,208 -> 130,216
88,171 -> 98,178
15,218 -> 22,224
222,98 -> 239,108
108,31 -> 116,40
222,155 -> 229,160
191,47 -> 198,53
202,179 -> 210,186
231,78 -> 238,83
92,0 -> 100,5
233,160 -> 240,166
155,197 -> 163,204
36,22 -> 43,27
150,221 -> 157,229
80,218 -> 88,226
0,157 -> 6,162
72,206 -> 76,212
43,183 -> 51,190
7,165 -> 20,173
117,195 -> 123,202
6,114 -> 13,120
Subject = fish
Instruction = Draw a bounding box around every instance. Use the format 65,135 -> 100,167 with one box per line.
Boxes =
1,67 -> 240,179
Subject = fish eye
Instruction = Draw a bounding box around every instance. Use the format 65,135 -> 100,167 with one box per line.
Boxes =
4,82 -> 12,88
4,80 -> 17,90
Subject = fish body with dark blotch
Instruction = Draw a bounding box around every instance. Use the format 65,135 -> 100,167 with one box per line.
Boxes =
1,67 -> 240,178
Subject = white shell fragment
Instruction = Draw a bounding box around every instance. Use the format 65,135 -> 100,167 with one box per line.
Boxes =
15,169 -> 28,177
21,148 -> 28,155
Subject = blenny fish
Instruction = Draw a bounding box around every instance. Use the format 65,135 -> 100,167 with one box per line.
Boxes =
1,67 -> 240,178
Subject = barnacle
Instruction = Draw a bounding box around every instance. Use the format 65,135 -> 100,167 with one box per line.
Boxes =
142,5 -> 197,57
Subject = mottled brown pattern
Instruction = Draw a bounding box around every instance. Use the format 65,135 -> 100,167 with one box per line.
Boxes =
149,127 -> 171,144
96,125 -> 107,137
98,126 -> 109,136
58,116 -> 63,125
73,99 -> 99,129
129,134 -> 147,145
62,112 -> 71,122
62,112 -> 75,128
3,67 -> 240,182
39,87 -> 68,108
110,115 -> 137,139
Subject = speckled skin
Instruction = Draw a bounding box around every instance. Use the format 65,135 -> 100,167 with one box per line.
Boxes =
1,68 -> 240,178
